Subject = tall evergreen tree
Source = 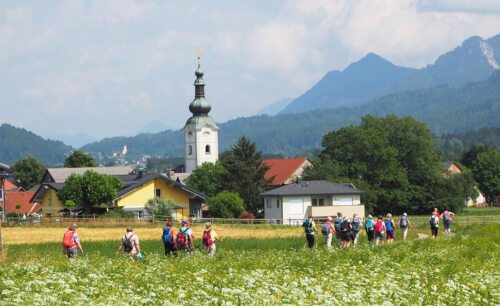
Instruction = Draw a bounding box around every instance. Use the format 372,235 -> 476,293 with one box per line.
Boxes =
220,137 -> 271,216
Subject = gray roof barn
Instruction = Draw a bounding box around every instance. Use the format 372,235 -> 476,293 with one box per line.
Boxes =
42,166 -> 133,183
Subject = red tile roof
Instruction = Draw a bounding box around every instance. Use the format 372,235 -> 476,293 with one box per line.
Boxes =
4,191 -> 39,215
263,157 -> 309,186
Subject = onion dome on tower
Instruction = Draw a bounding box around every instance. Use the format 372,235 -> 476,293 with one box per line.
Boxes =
184,60 -> 218,130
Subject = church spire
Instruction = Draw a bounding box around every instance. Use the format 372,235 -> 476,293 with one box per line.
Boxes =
189,53 -> 212,116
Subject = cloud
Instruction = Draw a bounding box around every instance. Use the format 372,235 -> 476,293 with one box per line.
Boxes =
414,0 -> 500,15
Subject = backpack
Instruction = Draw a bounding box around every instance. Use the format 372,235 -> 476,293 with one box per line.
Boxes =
365,219 -> 373,230
340,221 -> 350,233
352,218 -> 361,231
162,227 -> 173,244
303,220 -> 314,234
177,228 -> 188,248
400,217 -> 408,228
334,218 -> 342,232
430,216 -> 438,227
321,223 -> 331,235
123,235 -> 134,253
63,231 -> 76,248
374,220 -> 383,233
202,230 -> 214,247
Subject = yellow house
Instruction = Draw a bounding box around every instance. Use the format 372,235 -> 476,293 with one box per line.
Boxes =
31,168 -> 206,219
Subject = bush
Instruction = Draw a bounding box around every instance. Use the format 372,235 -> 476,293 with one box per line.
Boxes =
5,212 -> 19,218
145,197 -> 175,217
207,192 -> 245,218
240,211 -> 256,224
103,209 -> 135,219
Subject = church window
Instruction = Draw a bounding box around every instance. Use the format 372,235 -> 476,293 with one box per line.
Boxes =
188,145 -> 193,155
205,145 -> 211,154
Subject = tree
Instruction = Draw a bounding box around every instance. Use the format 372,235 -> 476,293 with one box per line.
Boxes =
12,156 -> 46,189
220,137 -> 272,215
305,115 -> 444,214
57,171 -> 122,213
64,150 -> 97,168
471,150 -> 500,205
184,162 -> 226,197
207,192 -> 245,218
145,197 -> 175,217
460,144 -> 490,169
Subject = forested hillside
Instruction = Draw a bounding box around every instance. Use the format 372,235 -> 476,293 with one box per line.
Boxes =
435,127 -> 500,160
0,124 -> 73,165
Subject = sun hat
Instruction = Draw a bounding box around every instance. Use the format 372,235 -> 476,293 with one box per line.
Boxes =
205,222 -> 211,228
368,215 -> 373,219
403,213 -> 407,216
327,216 -> 332,221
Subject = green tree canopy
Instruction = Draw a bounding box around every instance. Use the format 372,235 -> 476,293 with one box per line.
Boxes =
220,137 -> 271,215
460,144 -> 490,169
145,197 -> 175,217
12,156 -> 46,189
184,162 -> 226,198
305,115 -> 469,214
57,171 -> 122,213
207,192 -> 245,218
64,150 -> 97,168
471,149 -> 500,204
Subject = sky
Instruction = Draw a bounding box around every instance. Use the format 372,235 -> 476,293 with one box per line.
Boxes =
1,0 -> 500,142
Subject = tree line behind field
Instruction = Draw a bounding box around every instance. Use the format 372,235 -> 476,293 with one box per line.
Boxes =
6,115 -> 500,217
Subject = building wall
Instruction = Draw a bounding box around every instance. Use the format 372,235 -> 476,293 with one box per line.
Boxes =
185,126 -> 218,173
40,188 -> 64,216
264,197 -> 282,220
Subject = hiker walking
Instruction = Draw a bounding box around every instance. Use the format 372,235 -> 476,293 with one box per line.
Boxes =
176,220 -> 193,252
351,214 -> 361,245
384,213 -> 396,244
62,223 -> 83,259
321,217 -> 335,248
442,209 -> 455,235
334,212 -> 343,246
365,215 -> 375,243
399,213 -> 411,241
340,217 -> 352,248
302,215 -> 318,249
162,219 -> 177,256
374,215 -> 386,245
430,212 -> 440,239
115,227 -> 142,259
202,222 -> 222,256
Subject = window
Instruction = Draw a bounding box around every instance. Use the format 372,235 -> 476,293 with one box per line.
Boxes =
188,145 -> 193,155
155,188 -> 161,198
277,200 -> 280,209
187,130 -> 193,136
312,198 -> 325,206
266,198 -> 272,209
205,145 -> 211,154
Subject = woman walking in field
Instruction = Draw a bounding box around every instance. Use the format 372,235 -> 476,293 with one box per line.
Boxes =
62,223 -> 83,259
115,227 -> 142,260
399,213 -> 411,241
430,212 -> 440,239
384,213 -> 396,244
365,215 -> 375,243
162,219 -> 177,256
302,215 -> 318,249
203,222 -> 222,256
374,216 -> 386,245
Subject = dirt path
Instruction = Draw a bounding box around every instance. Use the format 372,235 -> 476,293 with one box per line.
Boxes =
417,233 -> 429,239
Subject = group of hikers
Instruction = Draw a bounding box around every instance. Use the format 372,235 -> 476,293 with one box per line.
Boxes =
62,220 -> 222,259
302,208 -> 456,249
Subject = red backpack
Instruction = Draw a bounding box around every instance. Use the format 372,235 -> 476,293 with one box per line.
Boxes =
374,220 -> 383,233
63,231 -> 76,248
177,229 -> 188,248
202,230 -> 214,247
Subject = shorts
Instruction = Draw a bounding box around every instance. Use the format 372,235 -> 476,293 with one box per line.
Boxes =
66,247 -> 77,258
386,230 -> 394,239
431,227 -> 438,236
375,232 -> 384,240
443,220 -> 451,229
340,231 -> 350,242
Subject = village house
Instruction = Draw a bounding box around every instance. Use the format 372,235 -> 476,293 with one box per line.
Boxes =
263,157 -> 312,186
441,161 -> 487,207
261,180 -> 364,225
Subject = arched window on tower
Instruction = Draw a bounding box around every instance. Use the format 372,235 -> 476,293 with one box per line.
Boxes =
188,145 -> 193,155
205,145 -> 211,154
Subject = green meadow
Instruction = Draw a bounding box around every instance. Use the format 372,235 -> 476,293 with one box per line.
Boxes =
1,224 -> 499,305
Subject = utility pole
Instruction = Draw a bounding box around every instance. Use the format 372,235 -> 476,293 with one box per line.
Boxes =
0,163 -> 11,251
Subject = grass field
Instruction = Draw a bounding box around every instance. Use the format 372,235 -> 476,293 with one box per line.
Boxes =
0,224 -> 498,304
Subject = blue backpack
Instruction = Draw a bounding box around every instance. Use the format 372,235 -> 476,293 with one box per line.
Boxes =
365,219 -> 373,230
334,218 -> 342,232
352,218 -> 361,231
162,227 -> 173,244
303,220 -> 314,234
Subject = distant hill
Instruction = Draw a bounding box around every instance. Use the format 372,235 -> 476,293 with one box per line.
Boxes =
435,126 -> 500,160
42,131 -> 96,148
258,97 -> 294,115
138,120 -> 174,135
81,71 -> 500,158
0,124 -> 73,166
280,34 -> 500,115
280,53 -> 416,114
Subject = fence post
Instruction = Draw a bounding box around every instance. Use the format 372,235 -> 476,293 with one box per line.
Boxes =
152,213 -> 155,223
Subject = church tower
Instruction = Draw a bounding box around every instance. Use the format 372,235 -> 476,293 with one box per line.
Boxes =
184,57 -> 219,173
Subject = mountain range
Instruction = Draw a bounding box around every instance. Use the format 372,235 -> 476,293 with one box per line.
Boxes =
1,34 -> 499,165
280,34 -> 500,114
